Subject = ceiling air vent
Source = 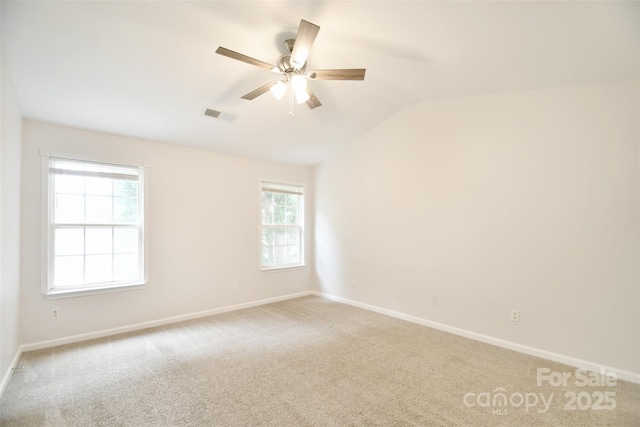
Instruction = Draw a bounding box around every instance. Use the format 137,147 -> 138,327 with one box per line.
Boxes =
204,108 -> 235,122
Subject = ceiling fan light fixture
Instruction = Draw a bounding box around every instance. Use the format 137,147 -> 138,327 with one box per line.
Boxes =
291,74 -> 307,91
270,80 -> 287,100
291,74 -> 309,104
294,88 -> 310,104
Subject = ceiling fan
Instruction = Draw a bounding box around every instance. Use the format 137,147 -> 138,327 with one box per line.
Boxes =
216,19 -> 366,112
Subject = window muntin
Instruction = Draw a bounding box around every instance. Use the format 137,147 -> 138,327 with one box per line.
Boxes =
261,182 -> 304,270
44,156 -> 146,295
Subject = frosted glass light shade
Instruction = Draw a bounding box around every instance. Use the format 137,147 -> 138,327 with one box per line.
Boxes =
270,81 -> 287,100
291,75 -> 309,104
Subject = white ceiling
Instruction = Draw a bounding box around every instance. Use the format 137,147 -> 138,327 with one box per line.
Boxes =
2,1 -> 638,166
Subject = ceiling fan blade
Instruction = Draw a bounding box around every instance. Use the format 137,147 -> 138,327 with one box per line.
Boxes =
309,69 -> 366,80
290,20 -> 320,69
241,81 -> 279,100
216,47 -> 279,72
305,87 -> 322,109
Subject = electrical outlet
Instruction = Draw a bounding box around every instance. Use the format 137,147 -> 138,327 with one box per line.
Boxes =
432,295 -> 438,305
232,282 -> 238,291
511,309 -> 520,323
351,280 -> 356,288
51,308 -> 60,320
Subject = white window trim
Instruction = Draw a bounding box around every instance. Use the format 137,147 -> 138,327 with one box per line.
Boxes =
40,150 -> 150,298
259,179 -> 306,271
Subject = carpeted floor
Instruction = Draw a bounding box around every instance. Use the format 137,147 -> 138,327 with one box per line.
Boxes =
1,296 -> 638,426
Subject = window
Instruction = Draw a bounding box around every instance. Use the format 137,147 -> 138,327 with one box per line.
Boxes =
42,154 -> 147,296
260,181 -> 304,270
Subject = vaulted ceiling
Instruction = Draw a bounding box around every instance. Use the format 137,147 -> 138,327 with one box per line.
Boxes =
2,1 -> 638,165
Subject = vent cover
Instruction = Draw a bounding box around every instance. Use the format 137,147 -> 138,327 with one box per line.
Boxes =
204,108 -> 221,118
204,108 -> 235,122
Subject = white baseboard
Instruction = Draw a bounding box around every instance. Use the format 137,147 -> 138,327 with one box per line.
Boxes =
10,290 -> 639,390
0,347 -> 23,400
312,291 -> 640,385
21,291 -> 314,353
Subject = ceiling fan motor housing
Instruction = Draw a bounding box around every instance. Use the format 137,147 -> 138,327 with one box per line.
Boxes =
277,39 -> 307,74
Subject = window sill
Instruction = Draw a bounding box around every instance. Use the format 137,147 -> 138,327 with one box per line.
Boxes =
45,282 -> 145,299
260,264 -> 305,273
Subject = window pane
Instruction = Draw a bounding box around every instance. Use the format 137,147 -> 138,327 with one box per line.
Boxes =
54,256 -> 84,287
114,179 -> 138,198
54,194 -> 85,223
274,246 -> 287,265
287,228 -> 300,244
114,254 -> 138,281
285,206 -> 298,224
286,194 -> 298,207
288,245 -> 300,264
55,174 -> 84,194
273,193 -> 285,206
263,210 -> 274,225
114,197 -> 138,223
85,196 -> 112,224
262,228 -> 274,245
274,206 -> 285,224
275,228 -> 287,245
114,229 -> 138,253
85,254 -> 112,284
85,228 -> 112,254
54,228 -> 84,256
85,177 -> 112,196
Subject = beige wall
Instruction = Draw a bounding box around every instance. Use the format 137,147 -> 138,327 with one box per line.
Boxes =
1,45 -> 23,387
20,120 -> 314,344
314,81 -> 640,375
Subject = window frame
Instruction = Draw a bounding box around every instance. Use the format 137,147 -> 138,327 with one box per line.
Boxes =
259,180 -> 305,271
40,150 -> 149,298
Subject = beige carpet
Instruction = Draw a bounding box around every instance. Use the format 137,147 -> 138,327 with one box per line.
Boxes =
1,296 -> 638,426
